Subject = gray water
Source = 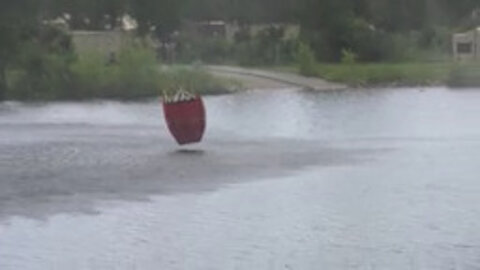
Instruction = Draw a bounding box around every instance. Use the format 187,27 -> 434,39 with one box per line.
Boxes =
1,87 -> 480,269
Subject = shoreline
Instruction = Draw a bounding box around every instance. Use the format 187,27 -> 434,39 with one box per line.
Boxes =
207,64 -> 469,90
3,63 -> 479,102
294,62 -> 480,89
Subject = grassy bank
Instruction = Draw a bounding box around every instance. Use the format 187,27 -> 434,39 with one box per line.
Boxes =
285,61 -> 480,88
5,47 -> 239,101
313,63 -> 453,86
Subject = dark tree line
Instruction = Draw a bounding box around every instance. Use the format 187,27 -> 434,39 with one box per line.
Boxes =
3,0 -> 480,40
1,0 -> 480,97
0,0 -> 42,98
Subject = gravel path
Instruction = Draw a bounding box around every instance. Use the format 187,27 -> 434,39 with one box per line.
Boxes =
207,65 -> 347,90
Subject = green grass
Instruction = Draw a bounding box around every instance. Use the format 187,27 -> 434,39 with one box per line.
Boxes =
266,62 -> 455,87
233,62 -> 480,88
311,62 -> 454,87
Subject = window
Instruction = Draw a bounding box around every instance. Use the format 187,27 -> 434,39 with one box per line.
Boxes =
457,42 -> 473,54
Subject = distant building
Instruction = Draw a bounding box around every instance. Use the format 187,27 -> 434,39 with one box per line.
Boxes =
67,14 -> 141,60
181,21 -> 299,42
72,30 -> 129,55
453,28 -> 480,61
70,30 -> 135,62
182,21 -> 236,40
248,23 -> 300,41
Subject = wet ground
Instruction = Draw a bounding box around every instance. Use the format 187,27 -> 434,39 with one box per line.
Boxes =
1,87 -> 480,269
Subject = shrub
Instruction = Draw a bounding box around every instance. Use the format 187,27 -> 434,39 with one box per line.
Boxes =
71,46 -> 174,99
7,25 -> 75,100
70,46 -> 233,100
341,48 -> 357,64
176,26 -> 298,66
176,35 -> 232,64
8,44 -> 74,100
296,42 -> 317,76
6,43 -> 235,101
161,66 -> 239,96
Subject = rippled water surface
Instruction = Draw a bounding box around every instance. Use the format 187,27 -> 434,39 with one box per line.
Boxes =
1,87 -> 480,269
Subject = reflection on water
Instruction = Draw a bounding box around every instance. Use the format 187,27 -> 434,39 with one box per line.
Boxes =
2,87 -> 480,270
207,87 -> 480,140
171,149 -> 206,155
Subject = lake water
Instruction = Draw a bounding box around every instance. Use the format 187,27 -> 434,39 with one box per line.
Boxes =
1,87 -> 480,269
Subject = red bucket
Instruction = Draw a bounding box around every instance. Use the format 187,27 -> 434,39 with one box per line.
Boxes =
163,96 -> 206,145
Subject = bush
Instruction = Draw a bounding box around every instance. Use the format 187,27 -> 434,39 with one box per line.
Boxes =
304,17 -> 452,63
70,47 -> 235,100
296,42 -> 317,76
8,44 -> 74,100
6,43 -> 236,101
341,49 -> 357,64
176,26 -> 298,66
7,25 -> 75,100
347,19 -> 386,62
4,21 -> 237,101
176,35 -> 232,64
70,46 -> 161,99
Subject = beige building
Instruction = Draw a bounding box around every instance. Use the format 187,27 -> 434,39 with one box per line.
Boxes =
182,21 -> 299,42
453,28 -> 480,61
71,30 -> 133,57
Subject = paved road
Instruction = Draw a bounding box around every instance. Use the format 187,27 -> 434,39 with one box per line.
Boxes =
207,65 -> 347,91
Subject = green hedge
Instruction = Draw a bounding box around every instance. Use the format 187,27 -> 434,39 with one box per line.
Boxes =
6,46 -> 236,101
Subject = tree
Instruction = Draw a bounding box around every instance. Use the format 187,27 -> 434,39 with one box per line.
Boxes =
129,0 -> 185,40
44,0 -> 129,30
298,0 -> 356,61
0,0 -> 41,100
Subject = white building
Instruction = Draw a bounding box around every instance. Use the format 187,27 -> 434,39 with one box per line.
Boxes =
71,30 -> 132,57
453,27 -> 480,61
